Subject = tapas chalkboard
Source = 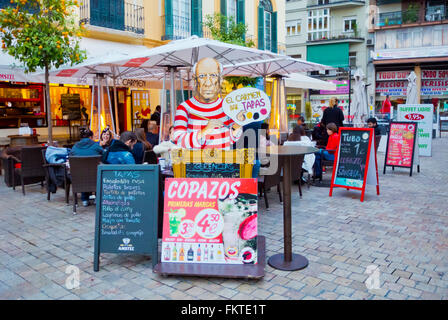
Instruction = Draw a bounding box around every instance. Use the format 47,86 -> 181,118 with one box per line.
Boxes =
61,94 -> 81,120
94,164 -> 159,271
384,122 -> 419,176
330,128 -> 379,202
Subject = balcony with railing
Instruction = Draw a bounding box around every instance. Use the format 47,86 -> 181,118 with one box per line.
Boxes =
306,0 -> 365,9
425,5 -> 447,22
79,0 -> 144,35
307,29 -> 364,44
373,5 -> 448,29
162,15 -> 192,40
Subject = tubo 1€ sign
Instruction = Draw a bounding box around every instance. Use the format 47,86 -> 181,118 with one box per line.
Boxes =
222,87 -> 271,126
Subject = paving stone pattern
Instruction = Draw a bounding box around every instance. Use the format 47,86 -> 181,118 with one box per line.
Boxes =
0,136 -> 447,300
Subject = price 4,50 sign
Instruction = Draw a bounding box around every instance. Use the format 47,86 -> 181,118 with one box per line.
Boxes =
195,209 -> 223,239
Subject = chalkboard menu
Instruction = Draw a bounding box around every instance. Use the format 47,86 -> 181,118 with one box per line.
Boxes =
185,163 -> 240,178
330,127 -> 379,202
61,94 -> 81,120
94,164 -> 159,271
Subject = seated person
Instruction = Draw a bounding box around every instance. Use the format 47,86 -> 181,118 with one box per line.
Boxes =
103,131 -> 137,165
71,128 -> 103,157
297,115 -> 308,130
313,122 -> 339,179
141,119 -> 159,147
311,120 -> 329,147
132,128 -> 152,164
284,125 -> 316,177
70,128 -> 103,207
367,117 -> 382,136
98,126 -> 114,150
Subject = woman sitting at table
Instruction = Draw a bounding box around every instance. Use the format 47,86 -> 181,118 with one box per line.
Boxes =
98,126 -> 114,150
132,128 -> 152,164
153,126 -> 179,163
70,128 -> 103,207
283,125 -> 316,179
312,122 -> 339,180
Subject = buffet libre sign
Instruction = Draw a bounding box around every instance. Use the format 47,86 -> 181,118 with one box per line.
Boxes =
222,87 -> 271,126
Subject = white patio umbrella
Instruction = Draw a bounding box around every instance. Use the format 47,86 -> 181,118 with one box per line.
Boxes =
406,71 -> 418,104
284,73 -> 336,91
45,36 -> 333,139
351,68 -> 369,127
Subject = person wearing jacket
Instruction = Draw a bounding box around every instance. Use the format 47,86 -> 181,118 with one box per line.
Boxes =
284,125 -> 316,178
313,122 -> 340,179
70,128 -> 103,207
322,97 -> 344,129
102,131 -> 137,164
132,128 -> 152,164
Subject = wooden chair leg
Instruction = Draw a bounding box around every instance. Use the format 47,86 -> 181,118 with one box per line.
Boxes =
263,186 -> 269,209
73,192 -> 77,213
298,180 -> 303,198
277,184 -> 282,203
21,176 -> 25,195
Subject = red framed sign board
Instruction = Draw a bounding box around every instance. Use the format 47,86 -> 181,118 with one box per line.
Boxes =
329,127 -> 380,202
383,121 -> 420,176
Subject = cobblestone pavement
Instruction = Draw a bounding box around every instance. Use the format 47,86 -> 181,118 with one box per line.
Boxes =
0,136 -> 447,300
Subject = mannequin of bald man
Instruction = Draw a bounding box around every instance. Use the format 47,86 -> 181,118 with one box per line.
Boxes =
172,57 -> 242,149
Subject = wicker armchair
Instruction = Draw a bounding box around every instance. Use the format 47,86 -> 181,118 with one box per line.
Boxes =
12,146 -> 46,195
288,154 -> 305,198
68,155 -> 102,214
41,149 -> 71,204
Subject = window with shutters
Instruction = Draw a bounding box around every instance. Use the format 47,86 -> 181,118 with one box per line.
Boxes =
173,0 -> 191,39
227,0 -> 237,22
259,0 -> 276,52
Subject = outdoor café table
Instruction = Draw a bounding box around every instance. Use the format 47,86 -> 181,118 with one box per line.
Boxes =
265,144 -> 318,271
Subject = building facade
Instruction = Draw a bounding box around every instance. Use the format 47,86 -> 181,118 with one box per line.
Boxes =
369,0 -> 448,115
285,0 -> 370,123
0,0 -> 285,140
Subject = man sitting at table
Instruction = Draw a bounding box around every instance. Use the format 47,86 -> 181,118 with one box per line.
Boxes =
103,131 -> 137,165
172,57 -> 242,150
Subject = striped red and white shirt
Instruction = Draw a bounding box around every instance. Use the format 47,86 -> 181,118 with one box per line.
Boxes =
172,97 -> 242,149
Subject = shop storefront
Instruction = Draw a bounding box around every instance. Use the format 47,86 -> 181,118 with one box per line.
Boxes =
0,82 -> 45,129
309,79 -> 350,123
375,67 -> 448,116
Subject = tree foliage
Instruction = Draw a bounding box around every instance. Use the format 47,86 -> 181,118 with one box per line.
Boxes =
204,13 -> 257,88
0,0 -> 87,72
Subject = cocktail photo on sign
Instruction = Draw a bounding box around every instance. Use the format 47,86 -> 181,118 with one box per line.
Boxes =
162,178 -> 258,265
384,122 -> 420,176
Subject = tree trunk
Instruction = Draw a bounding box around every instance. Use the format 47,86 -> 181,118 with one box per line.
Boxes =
45,65 -> 53,146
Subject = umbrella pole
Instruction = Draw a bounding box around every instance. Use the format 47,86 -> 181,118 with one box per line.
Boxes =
159,72 -> 167,145
105,80 -> 116,135
179,69 -> 183,102
98,76 -> 101,139
170,67 -> 176,125
90,77 -> 95,131
113,76 -> 120,135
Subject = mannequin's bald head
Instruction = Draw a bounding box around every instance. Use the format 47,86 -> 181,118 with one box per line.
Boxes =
193,57 -> 223,103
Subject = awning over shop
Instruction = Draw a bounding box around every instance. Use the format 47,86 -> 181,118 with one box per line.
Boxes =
307,43 -> 349,68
